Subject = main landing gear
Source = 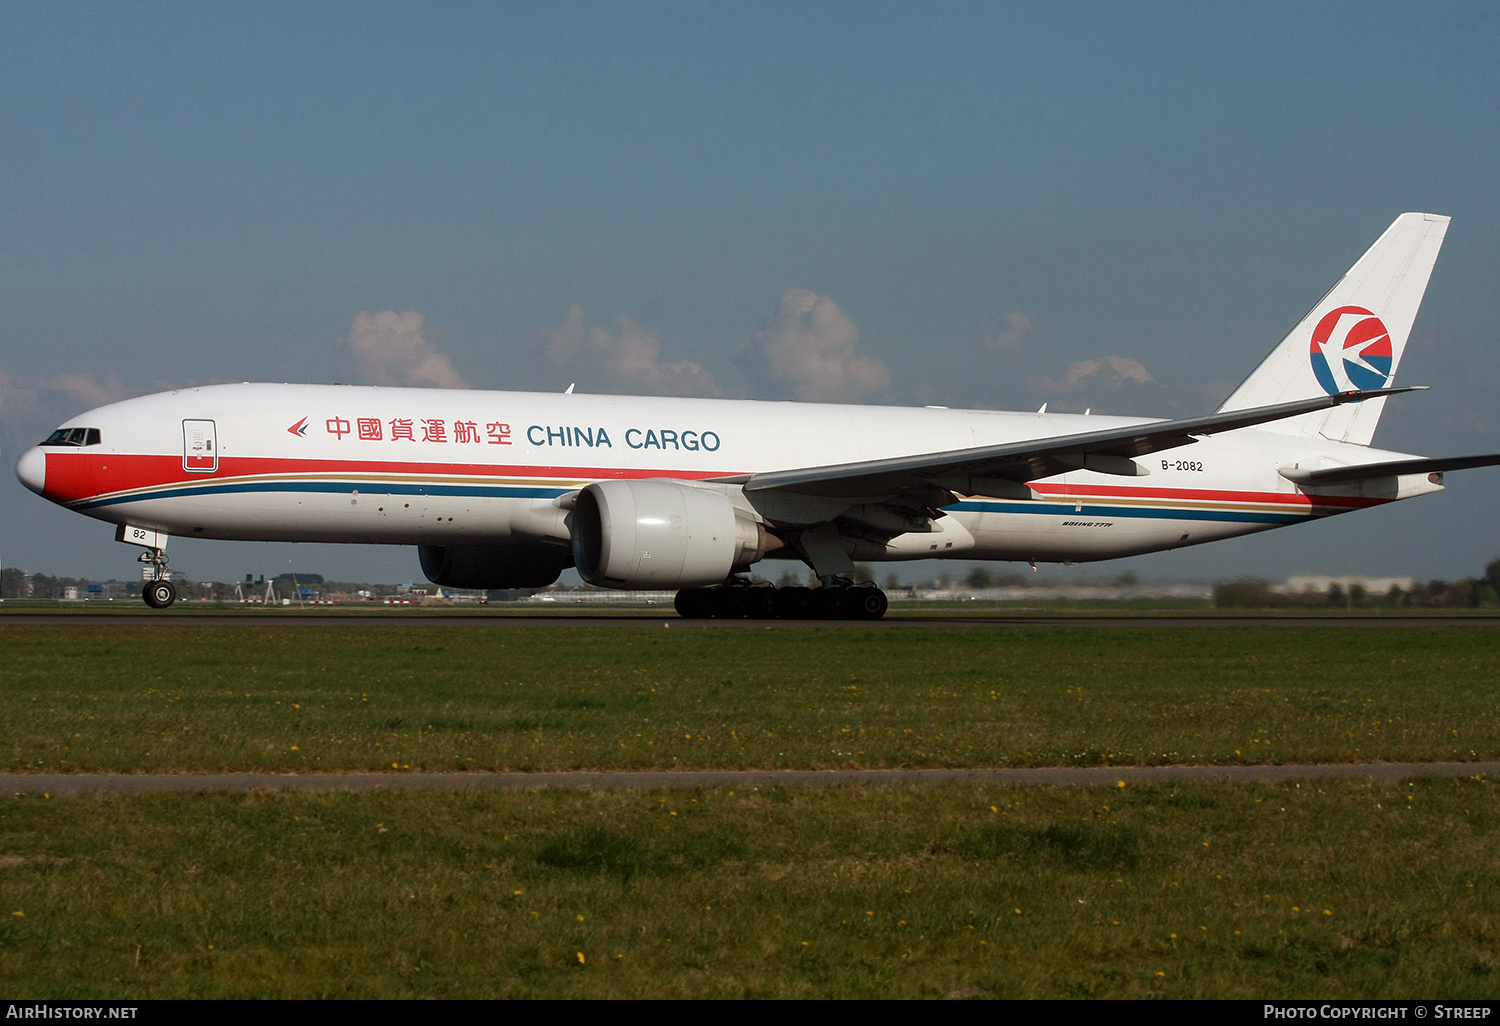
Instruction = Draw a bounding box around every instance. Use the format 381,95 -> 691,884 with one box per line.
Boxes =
674,585 -> 889,620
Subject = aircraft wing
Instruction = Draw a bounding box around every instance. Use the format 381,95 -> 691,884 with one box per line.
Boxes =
725,387 -> 1421,502
1280,452 -> 1500,485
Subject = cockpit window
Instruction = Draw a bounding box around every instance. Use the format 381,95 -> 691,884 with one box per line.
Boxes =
41,427 -> 102,447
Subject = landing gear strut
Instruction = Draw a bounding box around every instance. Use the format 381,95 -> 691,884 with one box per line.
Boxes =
137,546 -> 176,609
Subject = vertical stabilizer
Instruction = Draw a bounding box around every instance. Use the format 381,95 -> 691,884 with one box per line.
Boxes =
1217,212 -> 1449,445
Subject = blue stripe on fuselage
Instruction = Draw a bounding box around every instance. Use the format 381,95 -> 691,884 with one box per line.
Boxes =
945,500 -> 1310,525
73,480 -> 1315,527
71,480 -> 573,511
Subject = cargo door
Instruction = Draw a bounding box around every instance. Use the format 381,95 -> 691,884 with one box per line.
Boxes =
183,419 -> 218,473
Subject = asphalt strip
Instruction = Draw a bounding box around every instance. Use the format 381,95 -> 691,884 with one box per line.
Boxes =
7,762 -> 1498,794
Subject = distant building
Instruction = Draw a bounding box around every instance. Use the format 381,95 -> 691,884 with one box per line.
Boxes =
1274,576 -> 1414,596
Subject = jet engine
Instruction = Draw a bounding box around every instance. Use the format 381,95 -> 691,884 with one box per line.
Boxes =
418,542 -> 573,590
571,479 -> 769,589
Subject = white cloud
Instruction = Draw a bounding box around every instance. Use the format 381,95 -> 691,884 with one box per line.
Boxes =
0,363 -> 130,422
985,311 -> 1034,351
342,310 -> 469,389
0,362 -> 134,455
749,288 -> 890,402
545,305 -> 720,397
1033,355 -> 1153,393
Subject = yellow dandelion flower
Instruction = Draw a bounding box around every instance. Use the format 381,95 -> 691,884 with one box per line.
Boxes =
577,952 -> 585,964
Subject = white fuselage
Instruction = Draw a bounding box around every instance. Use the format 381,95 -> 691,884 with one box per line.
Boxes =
17,382 -> 1442,569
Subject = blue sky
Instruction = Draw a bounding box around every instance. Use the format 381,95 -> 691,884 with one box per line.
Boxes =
3,2 -> 1498,585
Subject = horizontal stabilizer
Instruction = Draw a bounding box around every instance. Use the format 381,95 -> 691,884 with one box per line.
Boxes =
1279,452 -> 1500,485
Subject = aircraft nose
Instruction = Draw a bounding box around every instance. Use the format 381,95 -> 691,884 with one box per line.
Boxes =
16,446 -> 46,496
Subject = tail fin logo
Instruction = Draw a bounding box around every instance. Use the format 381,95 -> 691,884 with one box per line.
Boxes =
1309,305 -> 1393,394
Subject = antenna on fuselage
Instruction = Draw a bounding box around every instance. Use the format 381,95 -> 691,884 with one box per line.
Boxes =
564,383 -> 576,394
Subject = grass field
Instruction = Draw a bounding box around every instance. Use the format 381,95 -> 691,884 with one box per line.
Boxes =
3,620 -> 1498,998
3,777 -> 1496,998
3,623 -> 1499,772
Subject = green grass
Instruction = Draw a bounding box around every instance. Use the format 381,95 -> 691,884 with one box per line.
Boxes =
4,622 -> 1498,998
3,624 -> 1499,773
2,777 -> 1496,998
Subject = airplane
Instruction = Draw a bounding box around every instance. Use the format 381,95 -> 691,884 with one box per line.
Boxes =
15,212 -> 1500,618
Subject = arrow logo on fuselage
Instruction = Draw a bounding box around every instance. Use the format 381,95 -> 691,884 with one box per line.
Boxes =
288,417 -> 309,436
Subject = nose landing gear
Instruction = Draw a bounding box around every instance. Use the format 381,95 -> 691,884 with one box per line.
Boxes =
138,548 -> 176,608
142,577 -> 177,609
117,525 -> 176,609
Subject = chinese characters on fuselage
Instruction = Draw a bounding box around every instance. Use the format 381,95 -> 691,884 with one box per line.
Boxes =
318,418 -> 719,451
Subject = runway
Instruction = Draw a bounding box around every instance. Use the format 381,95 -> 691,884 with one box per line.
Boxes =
8,762 -> 1496,794
4,611 -> 1499,627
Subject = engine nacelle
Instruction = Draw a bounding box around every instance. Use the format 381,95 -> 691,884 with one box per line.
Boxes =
571,479 -> 767,589
418,543 -> 573,590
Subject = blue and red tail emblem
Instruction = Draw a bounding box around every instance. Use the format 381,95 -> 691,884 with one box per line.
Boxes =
1309,305 -> 1393,394
288,417 -> 310,437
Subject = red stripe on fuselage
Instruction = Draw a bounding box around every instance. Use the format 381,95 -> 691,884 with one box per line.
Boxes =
1028,481 -> 1383,510
39,450 -> 1390,512
38,451 -> 744,504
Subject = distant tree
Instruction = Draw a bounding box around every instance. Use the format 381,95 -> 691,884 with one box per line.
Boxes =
965,566 -> 993,589
885,572 -> 902,592
775,569 -> 808,588
1443,580 -> 1473,608
1212,579 -> 1276,608
0,567 -> 28,599
1326,582 -> 1347,607
853,563 -> 874,584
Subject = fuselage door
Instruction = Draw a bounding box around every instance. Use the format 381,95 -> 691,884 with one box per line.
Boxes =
183,419 -> 218,473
